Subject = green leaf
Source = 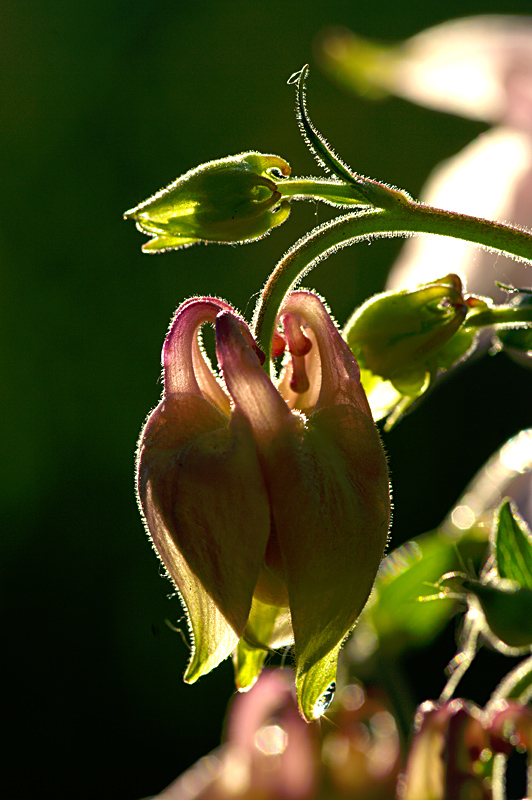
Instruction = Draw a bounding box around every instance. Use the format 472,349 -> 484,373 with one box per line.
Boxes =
361,527 -> 489,657
495,499 -> 532,589
369,535 -> 457,650
464,580 -> 532,650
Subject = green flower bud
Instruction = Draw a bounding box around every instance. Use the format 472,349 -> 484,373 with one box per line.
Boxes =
343,275 -> 489,424
124,152 -> 291,252
345,275 -> 471,394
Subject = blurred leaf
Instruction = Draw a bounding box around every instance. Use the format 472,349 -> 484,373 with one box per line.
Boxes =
359,527 -> 489,657
495,500 -> 532,589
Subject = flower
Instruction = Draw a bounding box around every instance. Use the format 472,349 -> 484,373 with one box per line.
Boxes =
153,669 -> 318,800
124,152 -> 291,252
152,672 -> 400,800
317,16 -> 532,302
398,697 -> 532,800
136,291 -> 390,720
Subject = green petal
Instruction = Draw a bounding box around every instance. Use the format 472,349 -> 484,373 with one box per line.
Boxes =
234,597 -> 294,691
296,642 -> 342,722
142,235 -> 198,252
267,406 -> 390,705
143,479 -> 242,682
233,639 -> 268,692
244,596 -> 293,650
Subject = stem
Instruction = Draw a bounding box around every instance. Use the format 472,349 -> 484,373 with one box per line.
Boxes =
492,752 -> 508,800
252,198 -> 532,360
485,654 -> 532,716
464,305 -> 532,329
439,610 -> 481,704
373,653 -> 416,749
277,178 -> 370,206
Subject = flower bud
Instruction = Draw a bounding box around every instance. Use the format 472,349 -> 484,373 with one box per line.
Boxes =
464,578 -> 532,650
124,152 -> 291,252
344,275 -> 490,424
345,275 -> 474,394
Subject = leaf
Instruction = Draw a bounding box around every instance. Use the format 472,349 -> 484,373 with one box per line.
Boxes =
495,499 -> 532,589
369,535 -> 457,650
362,527 -> 489,656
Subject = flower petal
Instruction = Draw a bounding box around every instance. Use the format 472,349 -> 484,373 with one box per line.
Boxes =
234,598 -> 294,691
319,17 -> 532,125
216,311 -> 292,446
163,297 -> 233,414
138,397 -> 271,682
266,404 -> 390,720
296,642 -> 342,721
280,291 -> 372,416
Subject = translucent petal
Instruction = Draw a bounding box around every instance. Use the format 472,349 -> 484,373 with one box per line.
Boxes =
216,312 -> 292,446
266,406 -> 390,707
138,398 -> 271,682
234,599 -> 293,692
280,291 -> 372,416
233,639 -> 268,692
296,642 -> 342,721
141,235 -> 198,252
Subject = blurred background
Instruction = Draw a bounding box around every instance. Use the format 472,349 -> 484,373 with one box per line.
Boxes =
3,1 -> 532,797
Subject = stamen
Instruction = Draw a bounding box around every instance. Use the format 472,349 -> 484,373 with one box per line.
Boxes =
290,354 -> 310,394
281,313 -> 313,395
281,313 -> 312,357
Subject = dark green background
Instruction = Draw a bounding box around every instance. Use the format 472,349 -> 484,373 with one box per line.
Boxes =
3,1 -> 532,797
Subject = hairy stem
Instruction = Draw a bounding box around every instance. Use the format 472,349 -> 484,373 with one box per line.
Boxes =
252,197 -> 532,363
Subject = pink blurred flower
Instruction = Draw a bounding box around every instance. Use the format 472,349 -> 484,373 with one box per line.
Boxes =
152,670 -> 317,800
398,699 -> 491,800
382,16 -> 532,302
151,673 -> 401,800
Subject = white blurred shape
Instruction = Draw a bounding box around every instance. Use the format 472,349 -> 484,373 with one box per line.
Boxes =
387,127 -> 532,302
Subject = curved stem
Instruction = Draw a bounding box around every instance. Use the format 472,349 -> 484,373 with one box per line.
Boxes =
252,198 -> 532,361
485,654 -> 532,716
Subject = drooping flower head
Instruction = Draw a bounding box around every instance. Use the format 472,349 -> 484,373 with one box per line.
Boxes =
136,290 -> 390,720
